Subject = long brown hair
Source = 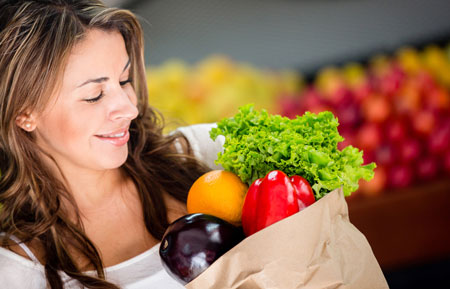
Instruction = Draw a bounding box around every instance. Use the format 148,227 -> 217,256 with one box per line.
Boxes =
0,0 -> 208,288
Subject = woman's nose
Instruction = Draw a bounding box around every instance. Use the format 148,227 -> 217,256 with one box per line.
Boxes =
108,87 -> 139,121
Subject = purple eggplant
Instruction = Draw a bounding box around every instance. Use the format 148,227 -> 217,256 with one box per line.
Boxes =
159,213 -> 245,285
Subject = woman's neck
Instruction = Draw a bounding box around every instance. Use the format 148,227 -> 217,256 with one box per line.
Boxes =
66,168 -> 126,212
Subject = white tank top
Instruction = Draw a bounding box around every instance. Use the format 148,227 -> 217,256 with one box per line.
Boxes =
0,236 -> 184,289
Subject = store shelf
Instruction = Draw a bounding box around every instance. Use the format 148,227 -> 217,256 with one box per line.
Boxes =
347,178 -> 450,270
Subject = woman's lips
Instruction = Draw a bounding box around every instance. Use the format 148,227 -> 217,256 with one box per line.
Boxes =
95,129 -> 130,147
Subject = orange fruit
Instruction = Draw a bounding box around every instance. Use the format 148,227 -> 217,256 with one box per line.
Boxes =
187,170 -> 248,226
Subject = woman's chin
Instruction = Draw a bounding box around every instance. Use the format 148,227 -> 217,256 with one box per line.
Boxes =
98,150 -> 129,170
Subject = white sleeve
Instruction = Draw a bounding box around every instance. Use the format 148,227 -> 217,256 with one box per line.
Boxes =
174,123 -> 225,170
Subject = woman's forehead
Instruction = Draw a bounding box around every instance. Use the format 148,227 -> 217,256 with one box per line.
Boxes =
63,29 -> 129,88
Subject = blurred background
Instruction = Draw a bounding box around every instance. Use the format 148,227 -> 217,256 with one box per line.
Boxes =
106,0 -> 450,288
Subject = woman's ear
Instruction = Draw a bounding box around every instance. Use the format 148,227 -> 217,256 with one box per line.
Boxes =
16,113 -> 37,132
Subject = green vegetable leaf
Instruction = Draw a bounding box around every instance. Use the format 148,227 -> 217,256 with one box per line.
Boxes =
210,104 -> 376,199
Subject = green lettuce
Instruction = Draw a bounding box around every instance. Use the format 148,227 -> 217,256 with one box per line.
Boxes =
210,104 -> 376,199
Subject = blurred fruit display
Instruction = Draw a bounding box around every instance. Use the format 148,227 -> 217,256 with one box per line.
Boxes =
147,55 -> 303,130
147,44 -> 450,198
280,44 -> 450,197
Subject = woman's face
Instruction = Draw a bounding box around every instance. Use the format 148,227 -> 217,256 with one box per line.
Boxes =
34,29 -> 138,173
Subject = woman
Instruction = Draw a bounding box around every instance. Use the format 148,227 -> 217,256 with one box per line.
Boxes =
0,0 -> 223,288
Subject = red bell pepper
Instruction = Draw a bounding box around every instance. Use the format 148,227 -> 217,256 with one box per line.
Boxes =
241,170 -> 315,236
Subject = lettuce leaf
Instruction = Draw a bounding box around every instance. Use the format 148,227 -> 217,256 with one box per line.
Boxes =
210,104 -> 376,199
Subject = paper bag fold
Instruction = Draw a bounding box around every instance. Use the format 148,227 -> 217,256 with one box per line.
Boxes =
186,188 -> 389,289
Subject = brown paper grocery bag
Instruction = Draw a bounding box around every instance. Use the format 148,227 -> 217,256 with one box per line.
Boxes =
185,188 -> 389,289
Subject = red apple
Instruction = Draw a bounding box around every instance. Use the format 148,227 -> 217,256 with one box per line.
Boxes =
356,123 -> 382,151
415,70 -> 437,95
335,101 -> 362,128
427,120 -> 450,155
362,150 -> 376,165
412,110 -> 436,136
378,65 -> 404,96
399,138 -> 422,163
361,94 -> 391,123
385,118 -> 409,143
416,156 -> 439,180
375,144 -> 398,167
388,165 -> 414,188
303,86 -> 323,102
328,87 -> 354,108
425,87 -> 450,111
396,80 -> 421,114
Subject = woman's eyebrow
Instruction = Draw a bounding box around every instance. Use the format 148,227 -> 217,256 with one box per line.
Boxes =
78,77 -> 109,88
77,59 -> 131,88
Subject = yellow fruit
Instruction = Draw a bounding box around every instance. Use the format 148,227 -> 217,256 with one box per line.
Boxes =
187,170 -> 248,225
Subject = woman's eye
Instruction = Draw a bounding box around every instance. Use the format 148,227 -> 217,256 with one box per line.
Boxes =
83,79 -> 131,103
120,78 -> 132,86
85,92 -> 103,103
